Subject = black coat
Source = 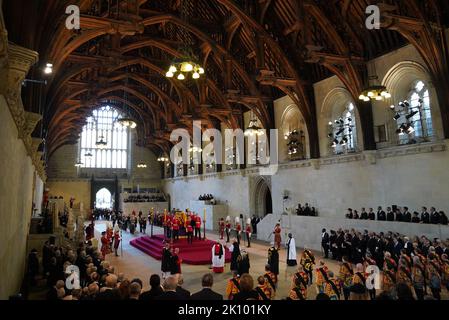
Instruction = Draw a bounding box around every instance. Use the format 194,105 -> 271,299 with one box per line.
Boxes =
267,247 -> 279,275
230,242 -> 240,271
140,287 -> 164,300
155,291 -> 182,300
233,290 -> 260,301
176,286 -> 191,299
238,255 -> 250,275
190,288 -> 223,300
161,248 -> 171,272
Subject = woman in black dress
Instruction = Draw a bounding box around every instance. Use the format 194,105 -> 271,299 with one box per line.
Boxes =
230,240 -> 241,272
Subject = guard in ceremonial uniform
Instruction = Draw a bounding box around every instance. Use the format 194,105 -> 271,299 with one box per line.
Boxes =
364,253 -> 378,299
412,256 -> 426,300
300,248 -> 315,285
172,216 -> 180,241
100,231 -> 111,259
235,218 -> 242,245
273,223 -> 281,250
315,260 -> 329,293
382,252 -> 397,294
225,216 -> 231,243
396,259 -> 413,288
324,271 -> 341,300
195,214 -> 202,240
442,254 -> 449,292
263,264 -> 278,298
219,218 -> 225,240
289,266 -> 308,300
113,226 -> 121,257
226,271 -> 240,300
255,275 -> 272,300
186,218 -> 193,244
426,253 -> 442,300
338,256 -> 353,300
245,223 -> 252,248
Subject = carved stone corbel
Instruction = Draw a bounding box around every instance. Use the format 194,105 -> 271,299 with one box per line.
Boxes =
5,43 -> 39,133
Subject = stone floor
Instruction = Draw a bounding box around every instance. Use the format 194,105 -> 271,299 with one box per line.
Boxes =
93,221 -> 343,300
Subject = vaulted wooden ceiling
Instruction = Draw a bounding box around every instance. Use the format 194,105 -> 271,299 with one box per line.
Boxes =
3,0 -> 449,159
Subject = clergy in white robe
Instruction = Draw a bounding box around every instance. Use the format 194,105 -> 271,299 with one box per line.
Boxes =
286,233 -> 297,266
212,242 -> 225,273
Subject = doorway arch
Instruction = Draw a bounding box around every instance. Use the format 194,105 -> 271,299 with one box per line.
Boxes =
95,188 -> 113,209
254,177 -> 272,217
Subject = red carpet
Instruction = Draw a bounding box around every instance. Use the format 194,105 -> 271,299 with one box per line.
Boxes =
129,234 -> 231,265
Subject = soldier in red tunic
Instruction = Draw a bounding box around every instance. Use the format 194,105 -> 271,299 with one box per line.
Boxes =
274,223 -> 282,250
245,224 -> 252,248
218,218 -> 225,240
195,214 -> 202,240
172,216 -> 180,241
113,226 -> 121,256
100,231 -> 111,259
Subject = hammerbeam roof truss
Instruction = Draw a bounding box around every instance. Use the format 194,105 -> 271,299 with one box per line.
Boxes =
3,0 -> 449,156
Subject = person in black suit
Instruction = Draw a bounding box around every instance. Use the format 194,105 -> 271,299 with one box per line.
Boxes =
156,276 -> 182,300
368,208 -> 375,220
395,208 -> 403,222
303,203 -> 311,216
190,273 -> 223,300
321,228 -> 329,259
329,230 -> 338,260
403,207 -> 412,223
439,211 -> 448,225
421,207 -> 430,224
360,208 -> 368,220
386,207 -> 394,221
411,212 -> 421,223
175,274 -> 190,299
430,207 -> 440,224
345,208 -> 353,219
140,274 -> 164,300
377,206 -> 386,221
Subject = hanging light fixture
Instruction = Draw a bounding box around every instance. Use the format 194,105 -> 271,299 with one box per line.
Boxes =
137,162 -> 147,168
157,155 -> 169,162
244,119 -> 265,136
84,151 -> 93,158
117,75 -> 137,128
358,85 -> 391,102
74,160 -> 83,167
95,135 -> 107,149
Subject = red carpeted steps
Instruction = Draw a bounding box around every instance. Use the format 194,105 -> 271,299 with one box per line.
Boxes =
129,234 -> 231,265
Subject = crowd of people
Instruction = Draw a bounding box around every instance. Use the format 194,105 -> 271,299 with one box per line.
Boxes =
345,206 -> 448,225
320,227 -> 449,300
296,203 -> 317,216
123,194 -> 166,203
198,194 -> 214,201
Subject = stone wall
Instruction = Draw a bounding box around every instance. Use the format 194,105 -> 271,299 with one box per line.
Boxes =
46,132 -> 163,208
0,95 -> 36,299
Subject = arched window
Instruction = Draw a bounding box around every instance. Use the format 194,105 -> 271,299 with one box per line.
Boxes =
395,80 -> 432,144
331,103 -> 357,154
79,106 -> 129,169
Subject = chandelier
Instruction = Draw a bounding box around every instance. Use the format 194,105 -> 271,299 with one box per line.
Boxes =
285,130 -> 303,155
166,62 -> 204,80
157,156 -> 169,162
74,160 -> 83,167
95,135 -> 107,149
188,146 -> 202,153
137,162 -> 147,168
358,85 -> 391,102
244,119 -> 265,137
84,151 -> 93,158
117,117 -> 137,129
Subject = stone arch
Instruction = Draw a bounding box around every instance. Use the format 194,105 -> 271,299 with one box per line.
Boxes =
251,176 -> 272,218
382,60 -> 443,141
320,87 -> 363,156
279,104 -> 310,161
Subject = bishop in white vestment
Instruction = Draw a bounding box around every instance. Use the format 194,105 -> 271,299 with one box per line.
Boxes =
286,233 -> 297,266
212,242 -> 225,273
